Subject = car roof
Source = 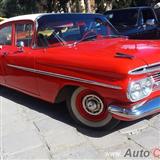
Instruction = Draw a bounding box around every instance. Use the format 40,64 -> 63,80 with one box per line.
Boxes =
104,6 -> 153,13
0,13 -> 103,25
0,13 -> 44,25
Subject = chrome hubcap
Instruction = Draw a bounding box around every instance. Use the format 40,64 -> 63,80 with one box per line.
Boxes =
82,94 -> 104,115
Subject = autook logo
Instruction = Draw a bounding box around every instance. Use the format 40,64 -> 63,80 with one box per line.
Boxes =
153,148 -> 160,158
105,148 -> 160,159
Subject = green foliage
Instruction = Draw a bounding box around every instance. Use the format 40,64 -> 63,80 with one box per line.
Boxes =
0,0 -> 39,17
113,0 -> 133,9
0,0 -> 159,18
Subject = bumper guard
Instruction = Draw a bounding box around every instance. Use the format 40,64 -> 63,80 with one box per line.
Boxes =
108,97 -> 160,121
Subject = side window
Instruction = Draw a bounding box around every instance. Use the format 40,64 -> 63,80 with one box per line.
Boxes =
15,23 -> 33,47
141,9 -> 155,24
0,25 -> 12,45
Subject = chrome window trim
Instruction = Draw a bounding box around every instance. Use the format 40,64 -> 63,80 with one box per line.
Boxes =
7,64 -> 122,90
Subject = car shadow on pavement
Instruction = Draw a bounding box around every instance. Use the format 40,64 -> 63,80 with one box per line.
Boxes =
0,86 -> 156,138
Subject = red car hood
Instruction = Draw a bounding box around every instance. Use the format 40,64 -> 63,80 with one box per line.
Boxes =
116,39 -> 160,65
44,38 -> 160,78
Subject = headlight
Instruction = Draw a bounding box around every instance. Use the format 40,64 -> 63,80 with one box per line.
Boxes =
127,77 -> 153,102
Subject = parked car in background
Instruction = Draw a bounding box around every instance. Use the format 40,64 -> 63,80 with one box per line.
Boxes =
104,7 -> 160,39
0,13 -> 159,130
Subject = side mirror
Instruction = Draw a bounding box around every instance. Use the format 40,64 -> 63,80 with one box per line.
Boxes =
146,19 -> 155,26
16,41 -> 24,52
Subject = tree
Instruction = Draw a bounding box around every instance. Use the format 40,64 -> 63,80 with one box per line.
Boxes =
0,0 -> 159,17
0,0 -> 18,17
0,0 -> 39,17
113,0 -> 132,9
84,0 -> 91,12
95,0 -> 113,13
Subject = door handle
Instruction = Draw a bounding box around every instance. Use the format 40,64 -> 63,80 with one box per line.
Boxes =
2,52 -> 9,57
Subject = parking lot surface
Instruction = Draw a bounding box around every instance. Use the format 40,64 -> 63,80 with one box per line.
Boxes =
0,86 -> 160,160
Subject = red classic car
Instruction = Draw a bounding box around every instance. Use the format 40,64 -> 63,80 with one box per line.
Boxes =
0,13 -> 159,129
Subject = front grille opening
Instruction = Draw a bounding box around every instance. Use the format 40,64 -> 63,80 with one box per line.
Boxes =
129,63 -> 160,75
152,72 -> 160,91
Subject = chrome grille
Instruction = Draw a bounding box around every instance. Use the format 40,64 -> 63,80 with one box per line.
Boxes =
152,72 -> 160,91
129,62 -> 160,75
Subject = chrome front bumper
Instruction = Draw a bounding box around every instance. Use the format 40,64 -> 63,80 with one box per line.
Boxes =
108,97 -> 160,121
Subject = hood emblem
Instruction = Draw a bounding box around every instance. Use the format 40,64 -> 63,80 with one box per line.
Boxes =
115,52 -> 135,59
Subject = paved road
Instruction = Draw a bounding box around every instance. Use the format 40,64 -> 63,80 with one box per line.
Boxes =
0,86 -> 160,160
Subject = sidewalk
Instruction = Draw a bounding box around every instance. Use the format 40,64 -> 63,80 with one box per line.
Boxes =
1,86 -> 160,160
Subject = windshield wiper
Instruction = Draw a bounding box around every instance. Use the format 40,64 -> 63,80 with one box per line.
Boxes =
105,35 -> 128,38
69,34 -> 127,47
73,33 -> 97,46
72,34 -> 123,47
105,35 -> 121,38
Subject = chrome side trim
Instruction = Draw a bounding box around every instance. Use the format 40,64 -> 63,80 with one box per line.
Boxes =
7,64 -> 122,90
128,62 -> 160,75
108,97 -> 160,120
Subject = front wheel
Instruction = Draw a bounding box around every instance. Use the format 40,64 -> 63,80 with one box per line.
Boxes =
67,87 -> 120,130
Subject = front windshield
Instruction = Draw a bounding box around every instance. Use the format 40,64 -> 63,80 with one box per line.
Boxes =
105,9 -> 138,26
37,14 -> 117,47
